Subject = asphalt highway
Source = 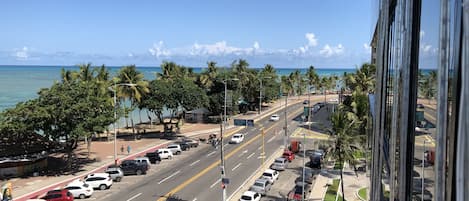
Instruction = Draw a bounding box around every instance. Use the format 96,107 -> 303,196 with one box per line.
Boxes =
98,102 -> 305,201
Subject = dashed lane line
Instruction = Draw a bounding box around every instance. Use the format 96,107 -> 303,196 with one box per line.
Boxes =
232,163 -> 242,171
189,160 -> 201,167
210,179 -> 221,189
247,153 -> 255,159
207,151 -> 217,157
126,193 -> 142,201
158,170 -> 181,184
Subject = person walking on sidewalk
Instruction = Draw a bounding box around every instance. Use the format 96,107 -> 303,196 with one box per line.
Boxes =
127,145 -> 131,155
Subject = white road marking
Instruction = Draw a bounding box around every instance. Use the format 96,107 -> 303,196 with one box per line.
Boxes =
126,193 -> 142,201
258,146 -> 262,150
232,163 -> 242,171
267,136 -> 275,143
207,151 -> 217,157
189,159 -> 201,166
158,170 -> 180,184
192,198 -> 197,201
238,150 -> 248,157
247,153 -> 255,159
210,179 -> 221,188
251,128 -> 257,132
224,143 -> 229,147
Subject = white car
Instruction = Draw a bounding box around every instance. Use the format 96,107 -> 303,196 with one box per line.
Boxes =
65,179 -> 94,199
239,190 -> 261,201
270,114 -> 280,121
84,173 -> 113,190
167,144 -> 182,155
261,168 -> 279,184
158,148 -> 174,159
135,157 -> 151,167
230,133 -> 245,144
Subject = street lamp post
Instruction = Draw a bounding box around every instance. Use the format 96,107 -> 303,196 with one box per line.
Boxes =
259,76 -> 272,115
221,78 -> 238,201
110,83 -> 136,165
422,140 -> 429,199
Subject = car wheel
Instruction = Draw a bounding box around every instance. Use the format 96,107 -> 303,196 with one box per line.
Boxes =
79,194 -> 86,199
177,151 -> 181,155
156,160 -> 161,164
168,155 -> 173,160
99,184 -> 107,190
136,170 -> 142,175
116,177 -> 122,182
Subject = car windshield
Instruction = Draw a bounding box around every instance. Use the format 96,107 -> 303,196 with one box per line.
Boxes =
254,182 -> 264,187
233,135 -> 240,138
168,146 -> 177,148
241,195 -> 252,200
275,159 -> 284,163
262,173 -> 272,177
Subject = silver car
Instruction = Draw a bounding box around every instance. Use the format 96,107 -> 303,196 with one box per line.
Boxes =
249,178 -> 272,195
105,166 -> 124,182
270,157 -> 288,171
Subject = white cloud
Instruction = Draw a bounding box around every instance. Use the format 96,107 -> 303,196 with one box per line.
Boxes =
305,33 -> 318,47
253,41 -> 260,50
15,46 -> 29,60
319,44 -> 345,57
363,43 -> 372,53
128,53 -> 134,57
420,30 -> 425,38
148,41 -> 170,58
189,41 -> 260,56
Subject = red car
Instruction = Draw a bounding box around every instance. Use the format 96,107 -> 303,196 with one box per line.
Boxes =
283,150 -> 295,162
41,189 -> 74,201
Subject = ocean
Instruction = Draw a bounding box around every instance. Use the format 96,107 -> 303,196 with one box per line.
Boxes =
0,65 -> 356,127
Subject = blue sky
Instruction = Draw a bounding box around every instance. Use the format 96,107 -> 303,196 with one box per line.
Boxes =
0,0 -> 438,68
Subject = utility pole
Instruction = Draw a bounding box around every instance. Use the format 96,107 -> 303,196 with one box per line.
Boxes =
220,118 -> 226,201
261,127 -> 265,165
284,93 -> 288,148
259,78 -> 263,115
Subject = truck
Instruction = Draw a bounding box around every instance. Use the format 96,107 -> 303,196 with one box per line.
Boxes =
289,140 -> 302,154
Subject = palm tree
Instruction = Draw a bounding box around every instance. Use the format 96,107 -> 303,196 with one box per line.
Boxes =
198,61 -> 219,91
116,65 -> 149,136
420,70 -> 437,104
327,106 -> 363,201
306,65 -> 320,93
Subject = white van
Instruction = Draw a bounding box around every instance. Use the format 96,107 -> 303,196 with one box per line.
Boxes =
135,157 -> 151,167
157,148 -> 174,159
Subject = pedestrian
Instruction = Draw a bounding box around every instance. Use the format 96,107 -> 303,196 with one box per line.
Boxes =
127,145 -> 131,155
120,145 -> 124,154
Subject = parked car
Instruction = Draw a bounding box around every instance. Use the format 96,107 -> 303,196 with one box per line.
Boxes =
104,165 -> 124,182
294,168 -> 315,184
261,169 -> 279,184
282,150 -> 295,162
64,179 -> 94,199
182,138 -> 199,147
239,191 -> 261,201
177,142 -> 191,151
145,151 -> 162,164
41,189 -> 74,201
120,160 -> 148,175
167,144 -> 183,155
287,182 -> 311,201
230,133 -> 245,144
249,178 -> 272,195
309,154 -> 322,169
135,157 -> 151,167
158,148 -> 174,159
83,173 -> 113,190
270,114 -> 280,121
270,157 -> 288,171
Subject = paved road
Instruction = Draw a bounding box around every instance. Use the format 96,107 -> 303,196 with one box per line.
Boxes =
92,102 -> 305,201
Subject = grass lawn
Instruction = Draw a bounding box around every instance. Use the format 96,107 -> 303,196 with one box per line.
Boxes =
324,179 -> 340,201
358,187 -> 367,200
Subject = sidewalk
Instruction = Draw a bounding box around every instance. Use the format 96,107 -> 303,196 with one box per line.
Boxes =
9,95 -> 312,201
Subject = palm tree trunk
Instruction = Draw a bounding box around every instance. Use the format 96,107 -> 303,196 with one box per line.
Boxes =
139,109 -> 142,124
339,151 -> 345,201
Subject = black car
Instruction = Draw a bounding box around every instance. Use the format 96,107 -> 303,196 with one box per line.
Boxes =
309,154 -> 322,169
182,138 -> 199,148
145,152 -> 162,164
178,142 -> 191,151
120,160 -> 148,175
